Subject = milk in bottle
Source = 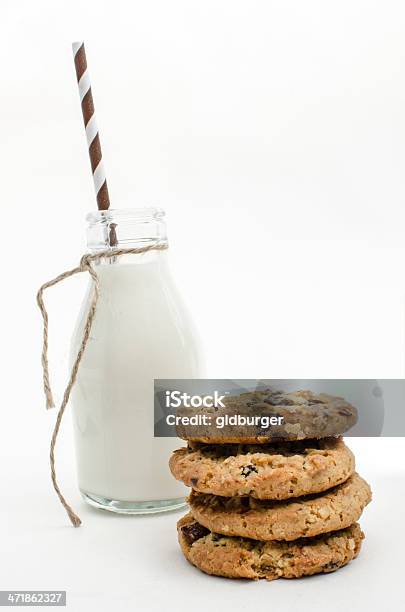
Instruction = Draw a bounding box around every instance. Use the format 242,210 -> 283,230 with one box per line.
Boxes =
70,208 -> 204,513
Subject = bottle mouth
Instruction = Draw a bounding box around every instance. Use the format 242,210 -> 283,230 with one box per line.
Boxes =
86,207 -> 167,251
86,207 -> 165,226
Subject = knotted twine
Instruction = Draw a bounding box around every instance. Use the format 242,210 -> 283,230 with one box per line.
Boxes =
37,244 -> 169,527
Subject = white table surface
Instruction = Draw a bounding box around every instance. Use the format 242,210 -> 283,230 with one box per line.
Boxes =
1,437 -> 404,612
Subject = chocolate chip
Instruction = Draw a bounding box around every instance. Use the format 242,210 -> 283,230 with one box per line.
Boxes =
181,522 -> 209,546
241,464 -> 258,477
323,561 -> 340,571
190,478 -> 198,487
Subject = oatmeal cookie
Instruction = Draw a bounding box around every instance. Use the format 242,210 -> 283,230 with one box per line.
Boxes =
169,438 -> 355,499
177,513 -> 364,580
176,389 -> 357,443
188,473 -> 371,541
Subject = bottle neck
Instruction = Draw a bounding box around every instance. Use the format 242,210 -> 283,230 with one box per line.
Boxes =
86,207 -> 168,253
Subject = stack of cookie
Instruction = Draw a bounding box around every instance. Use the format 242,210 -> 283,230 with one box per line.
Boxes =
169,389 -> 372,581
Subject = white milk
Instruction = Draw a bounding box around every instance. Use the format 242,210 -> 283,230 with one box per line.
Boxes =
70,250 -> 203,511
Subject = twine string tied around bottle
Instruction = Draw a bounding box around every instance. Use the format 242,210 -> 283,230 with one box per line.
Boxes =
36,244 -> 169,527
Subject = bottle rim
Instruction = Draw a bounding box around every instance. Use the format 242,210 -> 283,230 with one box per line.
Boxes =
86,207 -> 165,227
86,207 -> 167,251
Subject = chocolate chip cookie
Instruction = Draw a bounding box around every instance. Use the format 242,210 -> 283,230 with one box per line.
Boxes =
188,472 -> 371,541
170,437 -> 355,500
175,389 -> 357,444
178,513 -> 364,580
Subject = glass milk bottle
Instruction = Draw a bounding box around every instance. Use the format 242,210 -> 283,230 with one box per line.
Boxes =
70,208 -> 203,513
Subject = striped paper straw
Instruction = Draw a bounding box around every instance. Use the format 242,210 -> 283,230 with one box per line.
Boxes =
72,42 -> 110,211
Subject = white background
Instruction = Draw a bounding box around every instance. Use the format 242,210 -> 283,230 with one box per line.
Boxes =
1,1 -> 405,610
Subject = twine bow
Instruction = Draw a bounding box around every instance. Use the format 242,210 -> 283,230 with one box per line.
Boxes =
36,244 -> 168,527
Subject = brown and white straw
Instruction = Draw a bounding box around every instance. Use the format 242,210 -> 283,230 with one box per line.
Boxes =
72,42 -> 110,211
